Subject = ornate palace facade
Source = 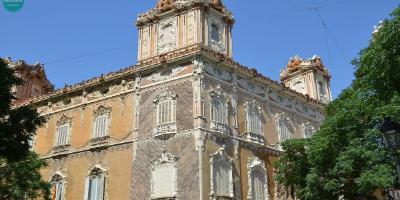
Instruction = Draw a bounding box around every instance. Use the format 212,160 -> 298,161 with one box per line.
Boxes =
9,0 -> 332,199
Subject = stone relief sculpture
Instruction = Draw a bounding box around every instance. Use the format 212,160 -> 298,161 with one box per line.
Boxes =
151,147 -> 179,199
146,66 -> 186,83
208,13 -> 226,53
158,17 -> 177,54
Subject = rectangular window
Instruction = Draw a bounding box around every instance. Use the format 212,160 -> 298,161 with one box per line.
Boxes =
211,98 -> 227,124
247,111 -> 262,135
251,171 -> 266,200
215,164 -> 230,196
56,124 -> 69,146
94,115 -> 108,138
278,119 -> 291,142
51,181 -> 64,200
86,175 -> 105,200
157,100 -> 176,126
152,163 -> 177,198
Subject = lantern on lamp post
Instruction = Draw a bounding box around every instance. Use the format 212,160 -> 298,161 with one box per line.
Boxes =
379,117 -> 400,200
379,117 -> 400,177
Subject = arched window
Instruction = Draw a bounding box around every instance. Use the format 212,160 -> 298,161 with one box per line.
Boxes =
245,100 -> 264,144
93,106 -> 111,139
84,166 -> 106,200
55,116 -> 72,147
50,174 -> 65,200
302,122 -> 315,138
153,90 -> 177,137
275,113 -> 292,143
210,85 -> 228,133
151,147 -> 178,199
248,157 -> 268,200
210,147 -> 234,199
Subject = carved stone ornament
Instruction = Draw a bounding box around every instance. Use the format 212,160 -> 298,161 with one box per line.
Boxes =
146,66 -> 186,83
208,13 -> 226,53
88,164 -> 107,175
93,105 -> 112,119
290,77 -> 306,95
205,63 -> 232,82
247,157 -> 269,200
157,17 -> 177,54
56,115 -> 72,128
209,146 -> 234,199
301,122 -> 315,138
151,146 -> 179,200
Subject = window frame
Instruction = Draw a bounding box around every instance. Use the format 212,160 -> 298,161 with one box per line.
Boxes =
247,157 -> 269,200
210,147 -> 234,198
84,166 -> 106,200
92,106 -> 111,139
55,116 -> 72,147
210,86 -> 229,133
244,101 -> 263,136
50,173 -> 66,200
153,90 -> 178,138
275,113 -> 293,143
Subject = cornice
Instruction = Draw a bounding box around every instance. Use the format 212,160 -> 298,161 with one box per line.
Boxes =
12,44 -> 325,110
136,1 -> 234,27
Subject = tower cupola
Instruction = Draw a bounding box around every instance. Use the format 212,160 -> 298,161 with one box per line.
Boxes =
136,0 -> 234,61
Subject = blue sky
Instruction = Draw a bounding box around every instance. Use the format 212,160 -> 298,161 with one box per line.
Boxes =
0,0 -> 398,98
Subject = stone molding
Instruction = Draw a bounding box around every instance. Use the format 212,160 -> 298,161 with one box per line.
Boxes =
151,147 -> 179,199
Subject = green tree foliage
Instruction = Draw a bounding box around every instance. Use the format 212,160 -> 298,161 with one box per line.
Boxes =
0,58 -> 50,200
275,7 -> 400,200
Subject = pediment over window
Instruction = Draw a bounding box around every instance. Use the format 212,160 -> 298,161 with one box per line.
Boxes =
50,171 -> 66,182
88,164 -> 107,175
56,115 -> 72,127
93,105 -> 112,118
210,84 -> 226,99
244,100 -> 262,115
210,146 -> 232,164
152,147 -> 179,167
153,90 -> 177,105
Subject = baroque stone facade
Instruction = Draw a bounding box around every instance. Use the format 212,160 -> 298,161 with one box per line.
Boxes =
10,0 -> 331,199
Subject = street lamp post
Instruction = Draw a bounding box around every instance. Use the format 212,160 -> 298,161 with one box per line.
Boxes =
379,117 -> 400,200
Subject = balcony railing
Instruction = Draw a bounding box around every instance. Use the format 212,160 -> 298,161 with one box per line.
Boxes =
210,121 -> 230,134
246,131 -> 265,145
153,122 -> 177,140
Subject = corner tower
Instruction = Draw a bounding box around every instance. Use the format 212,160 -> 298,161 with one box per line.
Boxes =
136,0 -> 234,61
280,55 -> 332,103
